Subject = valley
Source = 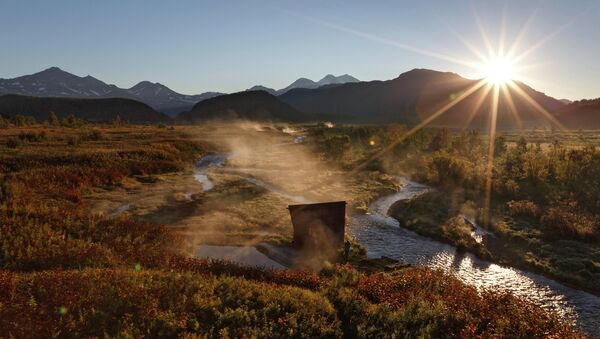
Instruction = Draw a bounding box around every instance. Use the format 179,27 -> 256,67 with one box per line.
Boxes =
1,120 -> 597,336
3,1 -> 600,337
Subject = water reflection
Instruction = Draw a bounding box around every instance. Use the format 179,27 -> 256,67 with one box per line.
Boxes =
348,178 -> 600,335
194,153 -> 228,191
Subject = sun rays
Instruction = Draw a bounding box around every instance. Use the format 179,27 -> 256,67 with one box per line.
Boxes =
292,5 -> 572,225
481,56 -> 515,85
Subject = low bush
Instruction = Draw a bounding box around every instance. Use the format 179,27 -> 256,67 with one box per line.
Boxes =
0,115 -> 9,128
18,131 -> 47,142
541,203 -> 597,240
0,269 -> 341,338
6,137 -> 21,148
441,216 -> 476,249
506,200 -> 540,218
0,125 -> 588,337
355,267 -> 583,338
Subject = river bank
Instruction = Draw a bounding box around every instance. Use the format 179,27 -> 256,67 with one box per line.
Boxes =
389,189 -> 600,297
79,124 -> 598,335
182,145 -> 599,335
348,177 -> 600,335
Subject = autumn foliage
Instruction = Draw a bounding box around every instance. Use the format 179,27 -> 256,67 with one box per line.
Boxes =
0,125 -> 587,337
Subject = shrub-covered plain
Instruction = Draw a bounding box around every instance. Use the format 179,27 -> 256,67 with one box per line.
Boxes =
0,122 -> 586,337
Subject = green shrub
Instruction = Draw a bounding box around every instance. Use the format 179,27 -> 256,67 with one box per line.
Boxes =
18,131 -> 47,142
47,111 -> 60,126
61,114 -> 84,127
14,114 -> 37,126
441,216 -> 475,248
0,115 -> 9,128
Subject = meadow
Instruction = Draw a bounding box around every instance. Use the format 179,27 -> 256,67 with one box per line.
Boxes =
307,124 -> 600,293
0,117 -> 587,337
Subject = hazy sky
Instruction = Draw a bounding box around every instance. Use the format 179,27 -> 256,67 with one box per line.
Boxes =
1,0 -> 599,99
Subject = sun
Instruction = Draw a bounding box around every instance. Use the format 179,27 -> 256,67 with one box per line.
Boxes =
481,56 -> 515,85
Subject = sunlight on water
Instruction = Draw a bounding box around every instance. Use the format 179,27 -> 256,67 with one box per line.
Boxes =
195,150 -> 600,336
348,177 -> 600,335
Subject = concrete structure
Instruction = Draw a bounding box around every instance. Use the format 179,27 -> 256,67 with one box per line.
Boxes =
288,201 -> 346,253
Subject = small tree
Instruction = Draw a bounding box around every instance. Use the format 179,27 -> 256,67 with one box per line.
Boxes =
14,115 -> 27,127
494,135 -> 507,155
14,115 -> 37,126
111,115 -> 122,126
61,114 -> 82,127
516,136 -> 527,154
0,115 -> 9,128
429,128 -> 450,151
25,115 -> 37,125
47,111 -> 60,126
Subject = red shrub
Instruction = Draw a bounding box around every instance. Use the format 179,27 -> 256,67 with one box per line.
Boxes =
167,256 -> 325,290
506,200 -> 540,218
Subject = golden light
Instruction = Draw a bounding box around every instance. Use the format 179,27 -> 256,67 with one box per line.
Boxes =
303,8 -> 571,225
481,56 -> 515,85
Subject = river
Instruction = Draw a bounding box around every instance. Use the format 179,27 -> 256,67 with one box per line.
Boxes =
348,177 -> 600,335
195,153 -> 600,336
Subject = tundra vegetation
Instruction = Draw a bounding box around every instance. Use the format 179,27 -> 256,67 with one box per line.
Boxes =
307,124 -> 600,293
0,118 -> 586,337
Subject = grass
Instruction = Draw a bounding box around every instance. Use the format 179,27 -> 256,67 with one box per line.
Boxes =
391,191 -> 600,294
1,264 -> 582,338
307,124 -> 599,294
0,122 -> 587,337
0,124 -> 205,271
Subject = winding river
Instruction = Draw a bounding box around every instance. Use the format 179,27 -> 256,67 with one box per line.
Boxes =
194,153 -> 228,191
195,153 -> 600,335
348,177 -> 600,335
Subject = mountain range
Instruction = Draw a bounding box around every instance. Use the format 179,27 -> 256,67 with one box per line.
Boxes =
0,67 -> 222,116
279,69 -> 567,128
555,98 -> 600,128
0,67 -> 359,116
1,67 -> 598,128
248,74 -> 360,95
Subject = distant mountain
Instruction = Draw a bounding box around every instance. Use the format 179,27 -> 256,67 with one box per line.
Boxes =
177,90 -> 308,123
277,78 -> 319,95
280,69 -> 565,128
0,94 -> 171,123
0,67 -> 222,116
0,67 -> 126,98
247,85 -> 277,96
555,98 -> 600,128
128,81 -> 222,116
248,74 -> 359,96
559,99 -> 573,105
317,74 -> 359,86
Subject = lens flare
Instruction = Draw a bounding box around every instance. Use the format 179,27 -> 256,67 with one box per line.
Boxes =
298,7 -> 571,225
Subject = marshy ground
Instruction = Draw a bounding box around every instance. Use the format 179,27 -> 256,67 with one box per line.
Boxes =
0,121 -> 593,337
85,123 -> 398,250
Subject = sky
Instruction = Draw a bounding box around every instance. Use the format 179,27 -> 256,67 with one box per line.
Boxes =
1,0 -> 599,100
